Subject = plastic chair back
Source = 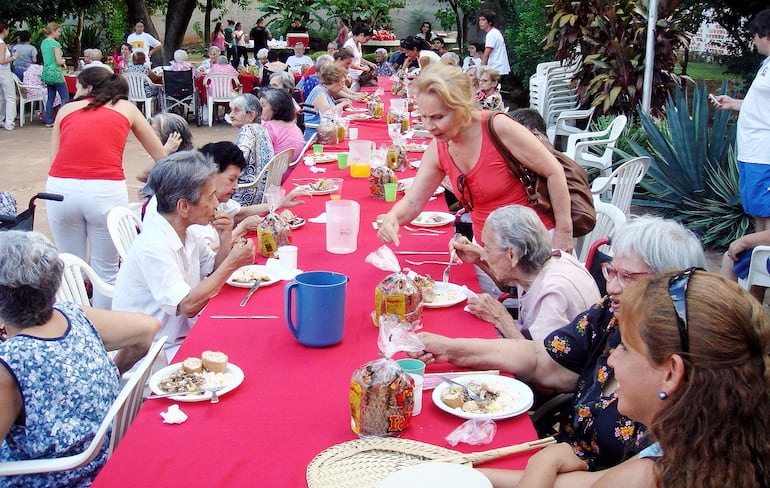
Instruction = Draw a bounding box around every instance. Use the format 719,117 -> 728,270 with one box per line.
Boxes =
56,253 -> 114,306
13,73 -> 44,127
590,156 -> 650,216
574,198 -> 627,263
107,206 -> 143,261
738,245 -> 770,290
123,72 -> 156,118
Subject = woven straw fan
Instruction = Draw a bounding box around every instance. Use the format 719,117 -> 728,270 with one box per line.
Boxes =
306,436 -> 555,488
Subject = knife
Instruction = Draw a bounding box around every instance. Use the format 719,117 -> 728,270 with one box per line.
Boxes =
239,280 -> 261,307
210,315 -> 278,319
393,251 -> 449,255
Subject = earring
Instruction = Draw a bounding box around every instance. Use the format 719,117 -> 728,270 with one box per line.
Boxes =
658,391 -> 668,400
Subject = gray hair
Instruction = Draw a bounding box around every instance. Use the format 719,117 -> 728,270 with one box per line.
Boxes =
90,48 -> 103,62
315,54 -> 334,71
484,205 -> 553,273
612,215 -> 706,273
208,46 -> 221,56
173,49 -> 188,62
270,70 -> 295,91
440,52 -> 461,66
0,231 -> 63,328
257,48 -> 269,60
216,55 -> 229,65
150,151 -> 217,214
375,48 -> 388,57
230,93 -> 262,123
149,113 -> 193,151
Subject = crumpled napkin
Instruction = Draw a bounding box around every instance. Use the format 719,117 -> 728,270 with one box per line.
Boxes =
462,285 -> 480,313
308,212 -> 326,224
309,166 -> 327,173
160,404 -> 188,424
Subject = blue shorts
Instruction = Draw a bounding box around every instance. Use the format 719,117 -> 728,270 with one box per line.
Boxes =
739,161 -> 770,217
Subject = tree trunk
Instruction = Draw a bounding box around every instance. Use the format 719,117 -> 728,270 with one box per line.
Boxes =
74,9 -> 84,66
125,0 -> 164,65
164,0 -> 198,61
203,0 -> 212,47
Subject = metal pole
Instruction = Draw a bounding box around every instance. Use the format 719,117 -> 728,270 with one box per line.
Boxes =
642,0 -> 659,114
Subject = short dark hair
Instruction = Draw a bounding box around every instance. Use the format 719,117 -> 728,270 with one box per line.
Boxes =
18,30 -> 32,43
432,36 -> 445,46
259,86 -> 296,122
351,23 -> 373,37
400,36 -> 431,52
479,10 -> 497,26
509,108 -> 547,134
199,141 -> 247,172
472,42 -> 484,53
749,9 -> 770,38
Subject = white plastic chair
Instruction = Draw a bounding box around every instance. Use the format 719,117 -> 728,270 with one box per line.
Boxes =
564,114 -> 627,177
289,132 -> 316,168
12,73 -> 44,127
0,336 -> 167,476
56,253 -> 114,306
203,73 -> 242,127
738,245 -> 770,292
107,205 -> 143,262
590,156 -> 650,217
574,198 -> 627,263
237,148 -> 294,204
123,72 -> 158,119
546,107 -> 596,150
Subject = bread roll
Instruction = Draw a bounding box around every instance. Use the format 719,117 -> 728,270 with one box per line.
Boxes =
182,357 -> 203,374
201,351 -> 228,373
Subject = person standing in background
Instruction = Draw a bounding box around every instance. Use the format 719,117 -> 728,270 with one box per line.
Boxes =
40,22 -> 69,128
337,19 -> 350,46
478,10 -> 510,77
714,9 -> 770,233
0,21 -> 17,131
249,19 -> 271,60
416,21 -> 436,42
11,30 -> 37,80
211,22 -> 225,52
126,20 -> 162,64
232,22 -> 248,69
224,20 -> 235,64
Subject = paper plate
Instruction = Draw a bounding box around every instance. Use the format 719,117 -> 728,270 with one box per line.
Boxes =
410,211 -> 454,228
377,462 -> 492,488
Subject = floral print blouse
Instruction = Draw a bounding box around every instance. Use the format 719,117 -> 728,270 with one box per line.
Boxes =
544,295 -> 646,470
232,123 -> 275,205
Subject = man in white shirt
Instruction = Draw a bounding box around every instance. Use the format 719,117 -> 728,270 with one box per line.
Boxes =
285,42 -> 313,74
479,10 -> 510,76
127,21 -> 162,61
112,151 -> 254,359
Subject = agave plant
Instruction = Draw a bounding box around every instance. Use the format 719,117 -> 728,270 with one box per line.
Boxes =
629,81 -> 751,249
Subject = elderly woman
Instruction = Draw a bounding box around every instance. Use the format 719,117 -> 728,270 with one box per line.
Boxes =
415,216 -> 706,470
197,46 -> 221,74
126,51 -> 162,97
378,63 -> 573,252
374,48 -> 395,76
478,67 -> 504,111
259,87 -> 304,172
228,93 -> 274,205
0,231 -> 159,485
303,64 -> 351,142
150,112 -> 193,153
301,54 -> 333,101
487,270 -> 770,487
457,205 -> 600,341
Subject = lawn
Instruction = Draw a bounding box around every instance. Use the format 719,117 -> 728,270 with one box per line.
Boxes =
678,61 -> 740,81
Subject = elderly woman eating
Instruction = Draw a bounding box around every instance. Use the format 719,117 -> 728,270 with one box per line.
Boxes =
228,93 -> 275,205
455,205 -> 600,341
0,231 -> 159,486
414,216 -> 706,470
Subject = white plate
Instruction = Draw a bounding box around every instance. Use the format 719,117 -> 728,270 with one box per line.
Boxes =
377,462 -> 492,488
410,211 -> 454,228
226,265 -> 280,288
347,113 -> 372,120
432,374 -> 534,420
310,154 -> 338,164
149,362 -> 245,402
423,282 -> 467,308
344,107 -> 368,113
295,183 -> 339,196
397,177 -> 445,196
405,143 -> 428,152
288,218 -> 306,229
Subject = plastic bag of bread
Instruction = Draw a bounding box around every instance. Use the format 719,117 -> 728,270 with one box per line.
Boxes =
349,318 -> 424,437
365,245 -> 423,329
257,186 -> 292,257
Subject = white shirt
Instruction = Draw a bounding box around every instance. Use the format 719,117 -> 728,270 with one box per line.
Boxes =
484,27 -> 510,75
344,38 -> 363,80
112,214 -> 216,349
127,32 -> 161,56
143,196 -> 241,246
737,56 -> 770,164
286,54 -> 313,74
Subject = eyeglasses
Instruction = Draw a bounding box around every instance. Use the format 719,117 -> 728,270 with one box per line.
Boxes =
601,262 -> 652,288
456,173 -> 474,211
668,267 -> 702,354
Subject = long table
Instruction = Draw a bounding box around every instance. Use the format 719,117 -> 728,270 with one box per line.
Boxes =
92,83 -> 538,487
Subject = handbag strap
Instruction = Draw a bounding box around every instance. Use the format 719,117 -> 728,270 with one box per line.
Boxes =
484,111 -> 539,201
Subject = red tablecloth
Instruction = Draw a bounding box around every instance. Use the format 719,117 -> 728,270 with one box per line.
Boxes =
92,81 -> 538,488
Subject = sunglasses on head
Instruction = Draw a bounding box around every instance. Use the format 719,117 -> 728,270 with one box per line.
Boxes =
668,267 -> 703,354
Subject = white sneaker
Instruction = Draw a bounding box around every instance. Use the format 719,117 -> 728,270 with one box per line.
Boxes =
3,125 -> 14,131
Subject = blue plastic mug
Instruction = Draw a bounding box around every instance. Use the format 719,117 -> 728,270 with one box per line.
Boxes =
285,271 -> 348,347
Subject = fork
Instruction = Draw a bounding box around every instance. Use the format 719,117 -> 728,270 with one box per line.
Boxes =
405,259 -> 451,266
440,375 -> 486,402
443,233 -> 461,284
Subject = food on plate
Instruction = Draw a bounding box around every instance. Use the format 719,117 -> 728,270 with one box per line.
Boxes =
157,351 -> 232,394
414,213 -> 447,224
182,357 -> 203,374
405,143 -> 428,152
309,178 -> 334,191
407,270 -> 435,303
350,357 -> 414,437
279,209 -> 304,227
373,272 -> 423,328
440,380 -> 524,415
202,350 -> 229,373
230,267 -> 271,283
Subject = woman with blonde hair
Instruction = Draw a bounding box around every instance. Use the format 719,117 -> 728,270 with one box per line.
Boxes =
377,63 -> 573,253
488,269 -> 770,487
303,63 -> 351,141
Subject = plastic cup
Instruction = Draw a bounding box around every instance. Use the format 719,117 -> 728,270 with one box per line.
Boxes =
410,373 -> 424,415
383,182 -> 397,203
396,358 -> 426,377
337,152 -> 349,169
349,127 -> 359,140
329,178 -> 343,200
313,144 -> 324,155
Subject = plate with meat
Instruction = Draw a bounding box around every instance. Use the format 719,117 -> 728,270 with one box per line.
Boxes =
432,374 -> 534,420
149,353 -> 245,402
226,265 -> 280,288
410,211 -> 454,228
